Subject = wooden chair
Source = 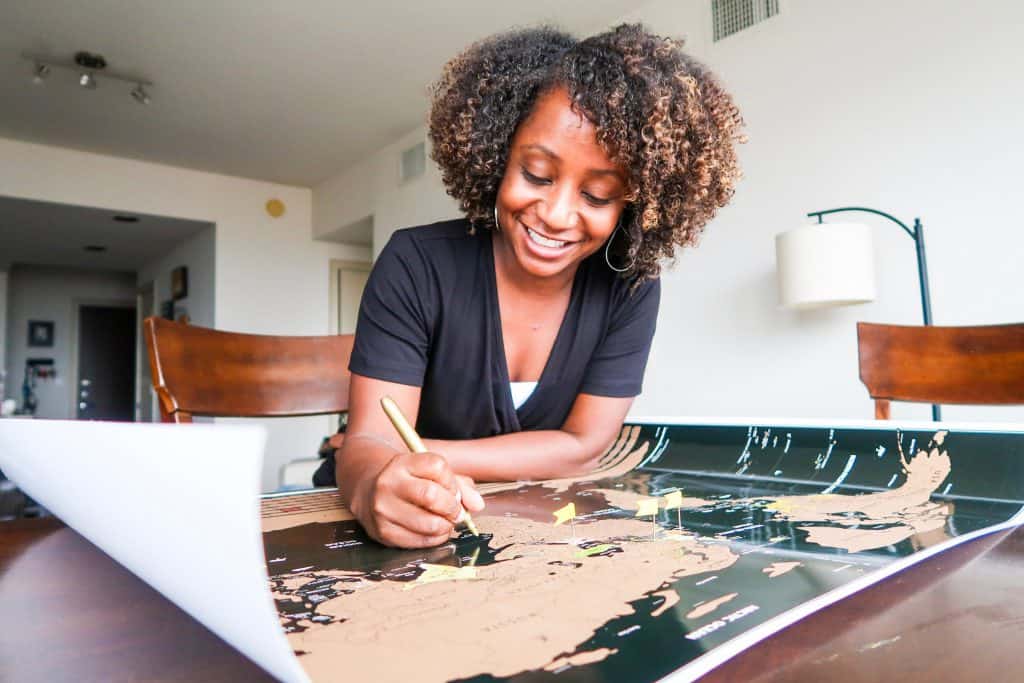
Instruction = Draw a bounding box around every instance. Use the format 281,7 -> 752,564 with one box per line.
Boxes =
143,317 -> 353,423
857,321 -> 1024,419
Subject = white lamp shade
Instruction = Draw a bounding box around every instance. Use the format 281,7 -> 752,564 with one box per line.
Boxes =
775,222 -> 876,310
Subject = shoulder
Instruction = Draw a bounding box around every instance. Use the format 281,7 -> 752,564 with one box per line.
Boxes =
609,274 -> 660,329
621,274 -> 661,305
372,218 -> 485,299
386,218 -> 475,251
580,254 -> 661,311
378,218 -> 482,270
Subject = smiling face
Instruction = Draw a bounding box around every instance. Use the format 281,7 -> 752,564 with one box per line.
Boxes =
494,87 -> 628,286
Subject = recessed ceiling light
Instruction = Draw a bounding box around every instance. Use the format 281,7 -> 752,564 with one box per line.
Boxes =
84,245 -> 107,253
113,214 -> 139,223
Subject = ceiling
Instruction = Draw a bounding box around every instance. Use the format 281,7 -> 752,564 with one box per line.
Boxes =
0,0 -> 641,187
0,195 -> 210,271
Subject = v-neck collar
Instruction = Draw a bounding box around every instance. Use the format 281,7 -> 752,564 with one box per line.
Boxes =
485,230 -> 582,419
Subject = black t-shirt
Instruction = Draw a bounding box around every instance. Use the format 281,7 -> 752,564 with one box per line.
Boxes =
313,218 -> 659,486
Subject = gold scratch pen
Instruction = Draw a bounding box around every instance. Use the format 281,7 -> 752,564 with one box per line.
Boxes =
380,396 -> 480,536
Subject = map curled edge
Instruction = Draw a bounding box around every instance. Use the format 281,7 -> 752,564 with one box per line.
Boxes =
0,419 -> 310,683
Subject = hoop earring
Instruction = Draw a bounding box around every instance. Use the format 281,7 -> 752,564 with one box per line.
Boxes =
604,223 -> 636,273
493,205 -> 501,232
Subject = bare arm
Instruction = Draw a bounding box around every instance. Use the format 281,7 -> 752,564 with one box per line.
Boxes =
423,393 -> 634,481
337,372 -> 631,546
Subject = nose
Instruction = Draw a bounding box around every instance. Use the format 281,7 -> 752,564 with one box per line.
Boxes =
536,183 -> 580,233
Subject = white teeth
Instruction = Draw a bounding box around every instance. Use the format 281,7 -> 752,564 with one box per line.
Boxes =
526,227 -> 568,249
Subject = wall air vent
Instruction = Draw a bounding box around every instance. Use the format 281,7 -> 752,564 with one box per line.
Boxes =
400,141 -> 426,183
712,0 -> 779,42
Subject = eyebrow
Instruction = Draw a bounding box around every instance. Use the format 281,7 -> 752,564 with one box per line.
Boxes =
520,144 -> 624,180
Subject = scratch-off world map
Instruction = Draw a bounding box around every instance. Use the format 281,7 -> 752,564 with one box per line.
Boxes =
261,421 -> 1024,682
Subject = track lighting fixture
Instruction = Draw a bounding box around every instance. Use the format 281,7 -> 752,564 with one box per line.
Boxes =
21,50 -> 153,105
75,51 -> 103,90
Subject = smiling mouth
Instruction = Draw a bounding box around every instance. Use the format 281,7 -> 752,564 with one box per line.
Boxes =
525,226 -> 573,249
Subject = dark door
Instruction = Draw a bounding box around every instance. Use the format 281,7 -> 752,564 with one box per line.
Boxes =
77,305 -> 136,421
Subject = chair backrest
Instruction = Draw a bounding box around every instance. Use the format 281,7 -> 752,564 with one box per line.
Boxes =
144,317 -> 354,423
857,321 -> 1024,419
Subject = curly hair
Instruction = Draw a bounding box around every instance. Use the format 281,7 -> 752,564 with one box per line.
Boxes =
428,23 -> 745,281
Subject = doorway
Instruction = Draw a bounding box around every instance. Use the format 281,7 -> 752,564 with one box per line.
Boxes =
326,259 -> 369,435
329,259 -> 371,335
135,282 -> 156,422
76,303 -> 137,421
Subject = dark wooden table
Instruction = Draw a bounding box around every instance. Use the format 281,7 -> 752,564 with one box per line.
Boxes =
3,517 -> 1022,682
0,518 -> 272,682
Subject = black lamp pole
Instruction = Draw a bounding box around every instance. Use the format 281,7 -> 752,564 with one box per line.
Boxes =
807,206 -> 940,421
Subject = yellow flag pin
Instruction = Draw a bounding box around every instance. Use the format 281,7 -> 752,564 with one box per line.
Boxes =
663,489 -> 684,531
663,490 -> 683,510
553,502 -> 576,526
635,498 -> 659,517
636,498 -> 659,539
553,501 -> 577,543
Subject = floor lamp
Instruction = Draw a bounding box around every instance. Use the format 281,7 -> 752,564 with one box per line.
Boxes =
775,206 -> 940,421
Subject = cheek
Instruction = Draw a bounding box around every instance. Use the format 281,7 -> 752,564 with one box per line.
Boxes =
586,211 -> 622,242
497,175 -> 537,213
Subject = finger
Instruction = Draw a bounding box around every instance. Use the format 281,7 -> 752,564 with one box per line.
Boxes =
456,475 -> 485,513
403,452 -> 457,492
397,475 -> 463,523
376,496 -> 456,539
453,491 -> 466,523
374,517 -> 452,549
328,433 -> 345,449
369,480 -> 455,536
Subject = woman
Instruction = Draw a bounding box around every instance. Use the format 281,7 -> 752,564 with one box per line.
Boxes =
319,24 -> 744,548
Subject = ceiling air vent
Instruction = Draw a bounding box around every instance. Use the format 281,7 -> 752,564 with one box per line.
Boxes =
712,0 -> 779,42
400,141 -> 426,183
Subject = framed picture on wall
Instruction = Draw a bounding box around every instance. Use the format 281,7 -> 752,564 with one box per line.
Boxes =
27,320 -> 55,347
171,266 -> 188,300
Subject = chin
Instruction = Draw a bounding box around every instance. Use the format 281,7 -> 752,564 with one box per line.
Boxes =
520,260 -> 570,281
514,237 -> 584,280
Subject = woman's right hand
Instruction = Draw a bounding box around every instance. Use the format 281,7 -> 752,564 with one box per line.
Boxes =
351,450 -> 484,548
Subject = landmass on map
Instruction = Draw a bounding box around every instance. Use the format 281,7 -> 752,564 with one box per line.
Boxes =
275,515 -> 737,681
265,428 -> 971,682
589,430 -> 952,554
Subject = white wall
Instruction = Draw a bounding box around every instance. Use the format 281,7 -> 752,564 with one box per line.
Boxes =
616,0 -> 1024,423
314,129 -> 459,257
313,0 -> 1024,425
0,137 -> 371,490
4,265 -> 136,419
137,224 -> 217,328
